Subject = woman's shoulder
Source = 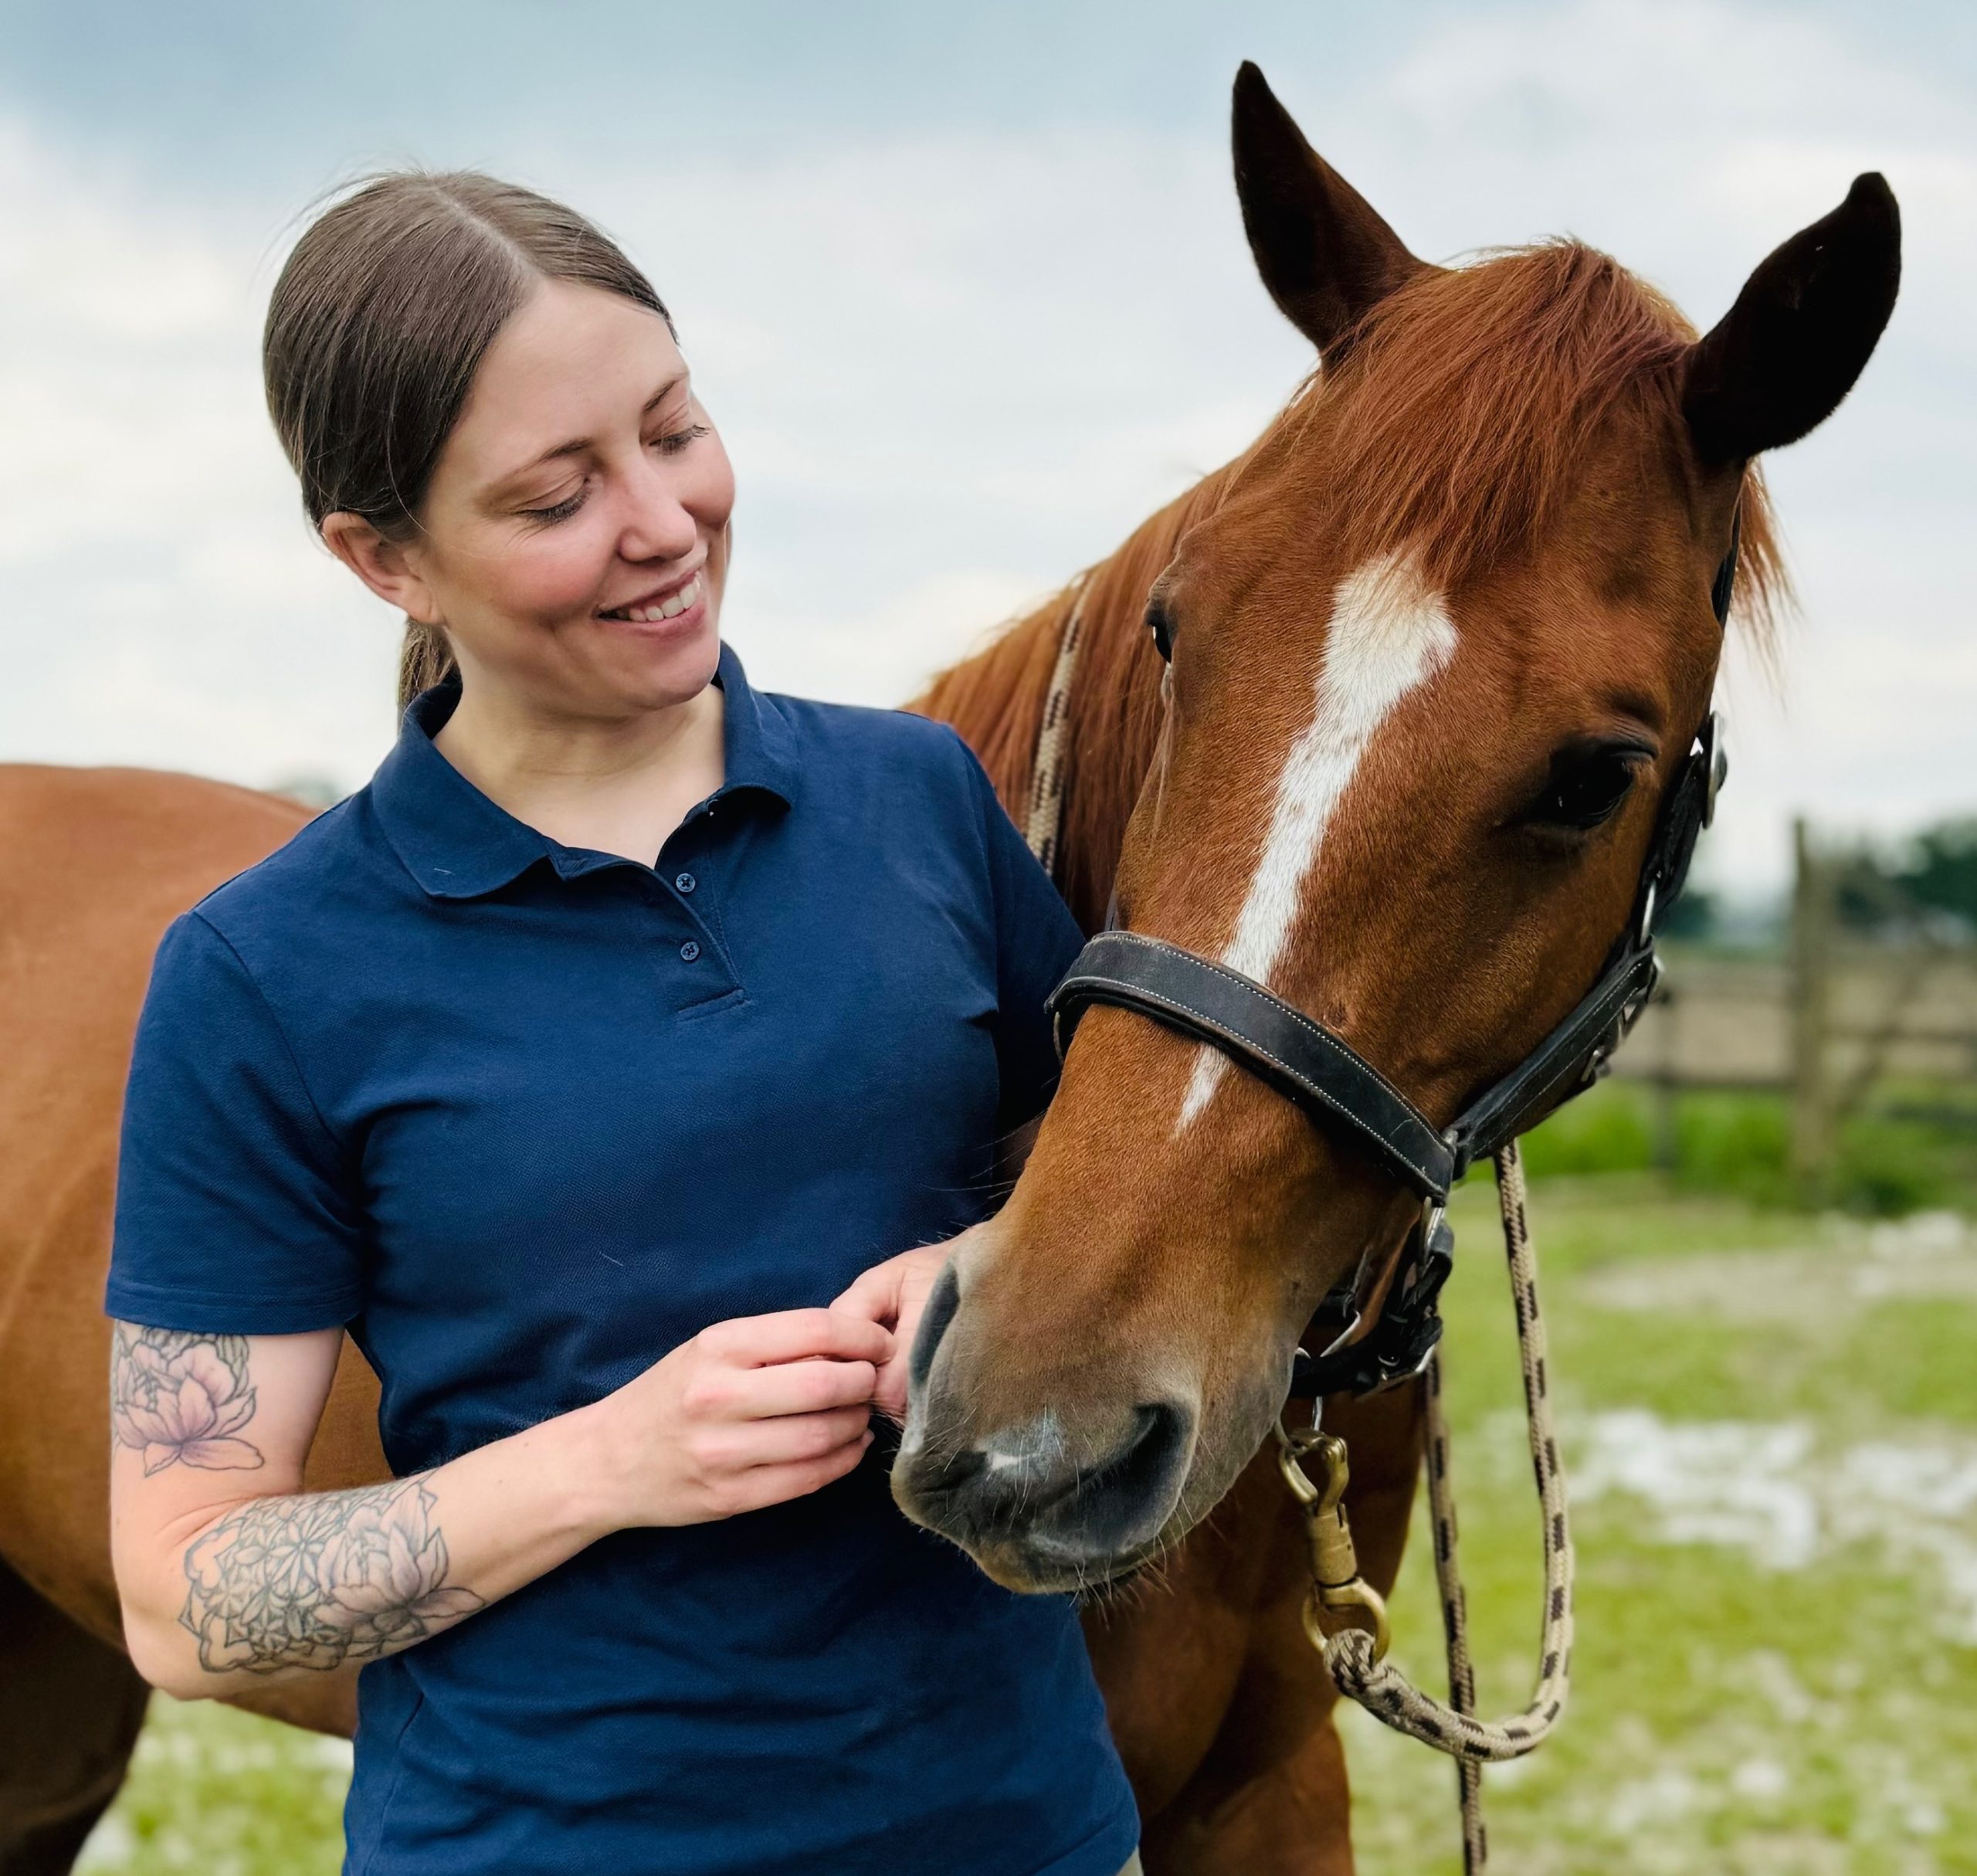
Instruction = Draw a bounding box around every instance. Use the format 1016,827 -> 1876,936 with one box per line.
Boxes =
774,690 -> 972,763
174,789 -> 400,975
767,690 -> 990,816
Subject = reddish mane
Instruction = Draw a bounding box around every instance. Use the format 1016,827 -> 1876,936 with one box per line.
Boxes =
1311,242 -> 1783,609
915,466 -> 1236,929
917,240 -> 1785,930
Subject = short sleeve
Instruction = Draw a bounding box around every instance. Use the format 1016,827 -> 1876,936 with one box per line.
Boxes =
106,911 -> 365,1334
952,737 -> 1087,1128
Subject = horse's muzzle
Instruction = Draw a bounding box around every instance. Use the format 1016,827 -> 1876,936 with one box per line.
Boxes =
890,1262 -> 1199,1586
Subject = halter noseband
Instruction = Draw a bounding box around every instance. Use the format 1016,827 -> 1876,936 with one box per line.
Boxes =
1045,522 -> 1739,1398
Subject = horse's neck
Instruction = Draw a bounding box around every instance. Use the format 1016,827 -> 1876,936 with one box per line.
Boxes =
915,466 -> 1234,931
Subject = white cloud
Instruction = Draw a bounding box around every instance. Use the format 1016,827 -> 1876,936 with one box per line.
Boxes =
0,0 -> 1970,894
0,121 -> 399,776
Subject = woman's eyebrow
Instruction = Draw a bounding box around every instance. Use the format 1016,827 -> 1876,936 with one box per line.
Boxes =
488,373 -> 689,494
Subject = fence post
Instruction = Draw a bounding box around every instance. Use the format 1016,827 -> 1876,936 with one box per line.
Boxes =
1651,977 -> 1680,1173
1789,816 -> 1835,1193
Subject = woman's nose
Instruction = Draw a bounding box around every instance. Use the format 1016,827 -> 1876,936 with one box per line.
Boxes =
615,462 -> 701,565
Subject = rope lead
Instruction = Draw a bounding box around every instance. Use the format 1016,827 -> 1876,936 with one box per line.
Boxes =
1282,1142 -> 1574,1874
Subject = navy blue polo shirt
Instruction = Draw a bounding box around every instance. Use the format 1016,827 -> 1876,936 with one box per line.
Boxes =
107,644 -> 1138,1876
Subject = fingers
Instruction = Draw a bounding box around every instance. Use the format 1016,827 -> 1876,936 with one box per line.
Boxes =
737,1357 -> 880,1419
707,1427 -> 875,1518
869,1358 -> 911,1428
735,1405 -> 873,1467
698,1308 -> 892,1370
829,1259 -> 905,1322
679,1356 -> 877,1423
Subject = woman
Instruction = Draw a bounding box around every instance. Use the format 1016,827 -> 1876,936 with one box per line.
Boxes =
105,173 -> 1140,1876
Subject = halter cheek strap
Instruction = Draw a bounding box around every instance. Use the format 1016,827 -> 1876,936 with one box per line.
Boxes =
1051,931 -> 1457,1198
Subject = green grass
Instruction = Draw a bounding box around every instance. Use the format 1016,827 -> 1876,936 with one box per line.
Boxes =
1345,1176 -> 1977,1875
77,1698 -> 348,1873
80,1165 -> 1977,1874
1521,1078 -> 1977,1216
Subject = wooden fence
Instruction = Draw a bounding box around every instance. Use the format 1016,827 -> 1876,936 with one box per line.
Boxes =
1612,818 -> 1977,1178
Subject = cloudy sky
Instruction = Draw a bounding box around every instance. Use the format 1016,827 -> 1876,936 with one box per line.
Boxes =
2,0 -> 1969,894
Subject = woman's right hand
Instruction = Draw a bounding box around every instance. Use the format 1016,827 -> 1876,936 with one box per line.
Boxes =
588,1309 -> 892,1528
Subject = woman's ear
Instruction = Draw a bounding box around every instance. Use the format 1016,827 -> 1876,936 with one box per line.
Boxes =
320,513 -> 442,625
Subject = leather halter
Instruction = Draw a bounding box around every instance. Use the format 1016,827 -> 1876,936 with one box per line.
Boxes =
1045,522 -> 1740,1398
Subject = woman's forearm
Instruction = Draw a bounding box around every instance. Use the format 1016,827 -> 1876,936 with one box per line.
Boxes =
125,1403 -> 615,1701
117,1305 -> 886,1701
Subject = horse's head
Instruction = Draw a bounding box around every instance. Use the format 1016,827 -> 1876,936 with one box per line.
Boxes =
894,65 -> 1900,1591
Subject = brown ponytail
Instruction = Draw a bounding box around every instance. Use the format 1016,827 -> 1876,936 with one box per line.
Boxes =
396,617 -> 458,712
262,171 -> 673,712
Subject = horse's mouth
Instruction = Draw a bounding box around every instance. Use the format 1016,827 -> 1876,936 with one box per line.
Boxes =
891,1408 -> 1193,1593
891,1365 -> 1301,1595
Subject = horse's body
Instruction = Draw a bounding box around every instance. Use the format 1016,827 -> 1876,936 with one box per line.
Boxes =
0,63 -> 1897,1876
0,768 -> 383,1868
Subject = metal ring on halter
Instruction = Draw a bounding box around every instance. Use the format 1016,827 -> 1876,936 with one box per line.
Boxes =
1296,1294 -> 1365,1376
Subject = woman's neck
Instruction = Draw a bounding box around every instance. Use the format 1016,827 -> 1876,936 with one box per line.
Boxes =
433,676 -> 727,868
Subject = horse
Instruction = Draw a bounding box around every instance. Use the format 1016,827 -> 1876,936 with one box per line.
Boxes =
893,60 -> 1896,1868
0,63 -> 1897,1876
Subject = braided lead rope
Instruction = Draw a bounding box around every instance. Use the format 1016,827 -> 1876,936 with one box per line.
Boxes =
1022,574 -> 1093,874
1425,1349 -> 1487,1871
1323,1141 -> 1574,1874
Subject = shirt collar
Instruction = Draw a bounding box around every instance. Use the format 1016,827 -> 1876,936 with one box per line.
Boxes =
371,640 -> 801,901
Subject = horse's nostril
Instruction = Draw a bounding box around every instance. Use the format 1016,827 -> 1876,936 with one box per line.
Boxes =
907,1259 -> 962,1391
1056,1399 -> 1192,1559
929,1443 -> 985,1491
907,1396 -> 1196,1569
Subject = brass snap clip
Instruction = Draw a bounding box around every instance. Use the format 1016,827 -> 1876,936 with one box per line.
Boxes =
1274,1418 -> 1392,1661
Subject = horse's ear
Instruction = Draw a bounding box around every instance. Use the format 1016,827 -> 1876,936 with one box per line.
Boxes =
1683,173 -> 1901,468
1231,61 -> 1428,358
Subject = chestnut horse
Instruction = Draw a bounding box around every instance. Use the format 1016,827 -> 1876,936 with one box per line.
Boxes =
0,65 -> 1897,1876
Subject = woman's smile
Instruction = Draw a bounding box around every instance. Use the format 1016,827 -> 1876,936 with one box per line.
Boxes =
598,568 -> 707,629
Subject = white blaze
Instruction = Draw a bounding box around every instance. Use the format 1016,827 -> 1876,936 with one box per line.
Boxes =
1175,553 -> 1458,1133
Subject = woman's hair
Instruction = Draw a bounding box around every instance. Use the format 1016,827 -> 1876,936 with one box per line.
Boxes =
263,171 -> 672,709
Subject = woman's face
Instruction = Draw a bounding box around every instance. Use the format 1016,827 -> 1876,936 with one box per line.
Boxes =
385,278 -> 735,717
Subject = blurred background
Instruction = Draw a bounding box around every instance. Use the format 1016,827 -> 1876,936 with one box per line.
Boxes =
2,2 -> 1971,1871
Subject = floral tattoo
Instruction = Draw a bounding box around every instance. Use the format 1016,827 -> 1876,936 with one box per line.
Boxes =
181,1475 -> 486,1675
111,1325 -> 263,1474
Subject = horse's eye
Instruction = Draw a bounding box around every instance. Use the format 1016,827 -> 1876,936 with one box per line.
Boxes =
1144,598 -> 1174,663
1523,745 -> 1649,833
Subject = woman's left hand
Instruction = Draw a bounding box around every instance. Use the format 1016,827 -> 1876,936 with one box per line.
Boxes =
831,1247 -> 951,1426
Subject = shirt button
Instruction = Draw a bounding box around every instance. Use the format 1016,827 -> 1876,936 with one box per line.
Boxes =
674,871 -> 697,894
679,940 -> 701,963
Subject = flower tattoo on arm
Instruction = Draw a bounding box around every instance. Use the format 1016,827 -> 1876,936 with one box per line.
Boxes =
181,1476 -> 486,1675
110,1325 -> 263,1474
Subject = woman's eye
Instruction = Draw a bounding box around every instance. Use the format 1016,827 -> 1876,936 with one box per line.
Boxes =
519,426 -> 707,523
522,488 -> 586,524
1524,748 -> 1646,832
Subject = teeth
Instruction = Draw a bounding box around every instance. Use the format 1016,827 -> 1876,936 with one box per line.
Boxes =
608,575 -> 700,625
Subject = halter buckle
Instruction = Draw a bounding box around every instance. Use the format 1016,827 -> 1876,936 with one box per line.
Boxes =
1702,711 -> 1728,829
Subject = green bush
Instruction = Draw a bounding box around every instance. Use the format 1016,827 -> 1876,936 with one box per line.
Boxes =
1518,1079 -> 1976,1215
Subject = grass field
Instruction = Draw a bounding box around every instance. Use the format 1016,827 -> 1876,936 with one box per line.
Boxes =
1344,1174 -> 1977,1875
77,1092 -> 1977,1874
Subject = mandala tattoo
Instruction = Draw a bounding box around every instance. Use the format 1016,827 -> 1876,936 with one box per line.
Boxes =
180,1475 -> 486,1675
111,1325 -> 263,1474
